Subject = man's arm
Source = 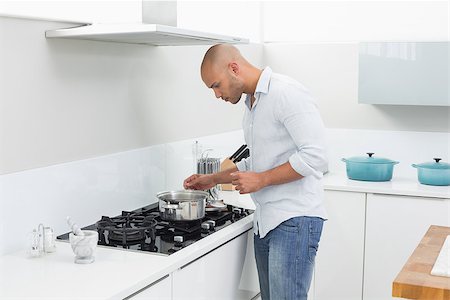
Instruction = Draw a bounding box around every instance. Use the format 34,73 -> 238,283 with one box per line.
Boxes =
213,166 -> 239,184
231,162 -> 303,194
184,166 -> 238,190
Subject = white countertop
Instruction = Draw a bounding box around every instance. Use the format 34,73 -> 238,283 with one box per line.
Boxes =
0,192 -> 254,300
323,172 -> 450,199
0,243 -> 171,300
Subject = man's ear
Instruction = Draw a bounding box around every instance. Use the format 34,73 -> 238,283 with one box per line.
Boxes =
229,62 -> 239,76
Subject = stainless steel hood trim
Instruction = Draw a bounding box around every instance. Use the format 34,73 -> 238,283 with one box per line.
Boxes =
45,23 -> 249,46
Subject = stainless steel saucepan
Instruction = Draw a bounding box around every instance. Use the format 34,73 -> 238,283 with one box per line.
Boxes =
156,190 -> 208,221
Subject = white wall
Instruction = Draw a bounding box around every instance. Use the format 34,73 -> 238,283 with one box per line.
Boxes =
0,0 -> 142,23
263,1 -> 449,42
0,15 -> 263,175
178,1 -> 262,43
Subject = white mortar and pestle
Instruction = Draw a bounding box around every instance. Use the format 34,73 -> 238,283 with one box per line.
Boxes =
67,216 -> 98,264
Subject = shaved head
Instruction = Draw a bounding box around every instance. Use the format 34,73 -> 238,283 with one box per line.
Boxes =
201,44 -> 244,74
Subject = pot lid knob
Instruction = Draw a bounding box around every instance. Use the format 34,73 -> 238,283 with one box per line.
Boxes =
367,152 -> 374,157
434,158 -> 442,163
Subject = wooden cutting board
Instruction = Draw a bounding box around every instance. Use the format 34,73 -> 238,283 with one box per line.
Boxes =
392,225 -> 450,299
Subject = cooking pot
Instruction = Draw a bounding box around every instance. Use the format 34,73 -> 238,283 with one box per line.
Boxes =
157,190 -> 208,221
341,152 -> 399,182
412,158 -> 450,186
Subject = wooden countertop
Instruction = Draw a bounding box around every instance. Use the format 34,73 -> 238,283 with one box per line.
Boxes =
393,225 -> 450,299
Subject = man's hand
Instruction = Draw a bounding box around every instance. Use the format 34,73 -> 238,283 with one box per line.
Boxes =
230,171 -> 267,194
183,174 -> 216,190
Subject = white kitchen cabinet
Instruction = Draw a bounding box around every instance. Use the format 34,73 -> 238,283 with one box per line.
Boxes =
314,190 -> 366,300
126,274 -> 172,300
172,230 -> 259,300
359,42 -> 449,106
363,193 -> 450,300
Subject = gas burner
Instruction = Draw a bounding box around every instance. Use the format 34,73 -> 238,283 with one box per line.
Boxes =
108,229 -> 145,243
205,210 -> 234,227
96,213 -> 157,247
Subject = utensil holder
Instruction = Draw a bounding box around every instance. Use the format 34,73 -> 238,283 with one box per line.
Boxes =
220,158 -> 237,191
196,155 -> 221,201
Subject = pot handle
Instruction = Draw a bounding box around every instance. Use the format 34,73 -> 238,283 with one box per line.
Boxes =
341,158 -> 347,162
393,161 -> 400,165
412,164 -> 418,168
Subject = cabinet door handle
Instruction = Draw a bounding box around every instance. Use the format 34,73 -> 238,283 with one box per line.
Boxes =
369,193 -> 448,200
123,274 -> 170,299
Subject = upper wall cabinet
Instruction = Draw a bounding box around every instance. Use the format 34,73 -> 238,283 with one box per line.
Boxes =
358,42 -> 449,106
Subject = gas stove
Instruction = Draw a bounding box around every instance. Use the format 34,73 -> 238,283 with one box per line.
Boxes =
57,202 -> 253,255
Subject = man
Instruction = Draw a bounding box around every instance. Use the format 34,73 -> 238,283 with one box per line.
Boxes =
183,44 -> 328,300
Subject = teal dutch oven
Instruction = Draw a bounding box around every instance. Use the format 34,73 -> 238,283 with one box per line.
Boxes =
341,152 -> 399,182
412,158 -> 450,186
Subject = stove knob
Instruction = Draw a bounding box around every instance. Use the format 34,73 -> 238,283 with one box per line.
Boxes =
174,236 -> 184,243
233,207 -> 242,216
206,220 -> 216,228
201,222 -> 211,231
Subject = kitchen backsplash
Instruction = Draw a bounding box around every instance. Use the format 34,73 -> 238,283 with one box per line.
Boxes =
0,128 -> 448,255
0,145 -> 166,255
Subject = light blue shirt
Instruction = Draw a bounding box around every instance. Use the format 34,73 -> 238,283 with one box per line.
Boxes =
235,67 -> 328,238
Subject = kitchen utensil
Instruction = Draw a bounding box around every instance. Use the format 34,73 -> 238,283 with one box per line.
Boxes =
69,230 -> 98,264
66,216 -> 85,236
341,152 -> 399,181
230,144 -> 247,161
197,157 -> 221,176
233,148 -> 250,163
197,154 -> 221,205
412,158 -> 450,186
157,190 -> 208,221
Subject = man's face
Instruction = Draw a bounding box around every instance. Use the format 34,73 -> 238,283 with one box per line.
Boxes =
202,63 -> 244,104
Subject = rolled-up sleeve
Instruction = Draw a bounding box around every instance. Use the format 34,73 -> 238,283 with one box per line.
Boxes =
276,87 -> 328,179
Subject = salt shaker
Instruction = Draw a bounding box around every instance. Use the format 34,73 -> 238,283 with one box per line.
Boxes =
27,229 -> 41,258
43,226 -> 56,253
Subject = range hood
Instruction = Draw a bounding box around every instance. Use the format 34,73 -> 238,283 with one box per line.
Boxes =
45,1 -> 249,46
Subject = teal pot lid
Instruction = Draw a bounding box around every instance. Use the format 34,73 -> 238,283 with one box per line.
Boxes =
412,158 -> 450,170
342,153 -> 399,164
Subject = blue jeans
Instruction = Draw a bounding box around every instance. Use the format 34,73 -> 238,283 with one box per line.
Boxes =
254,216 -> 324,300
